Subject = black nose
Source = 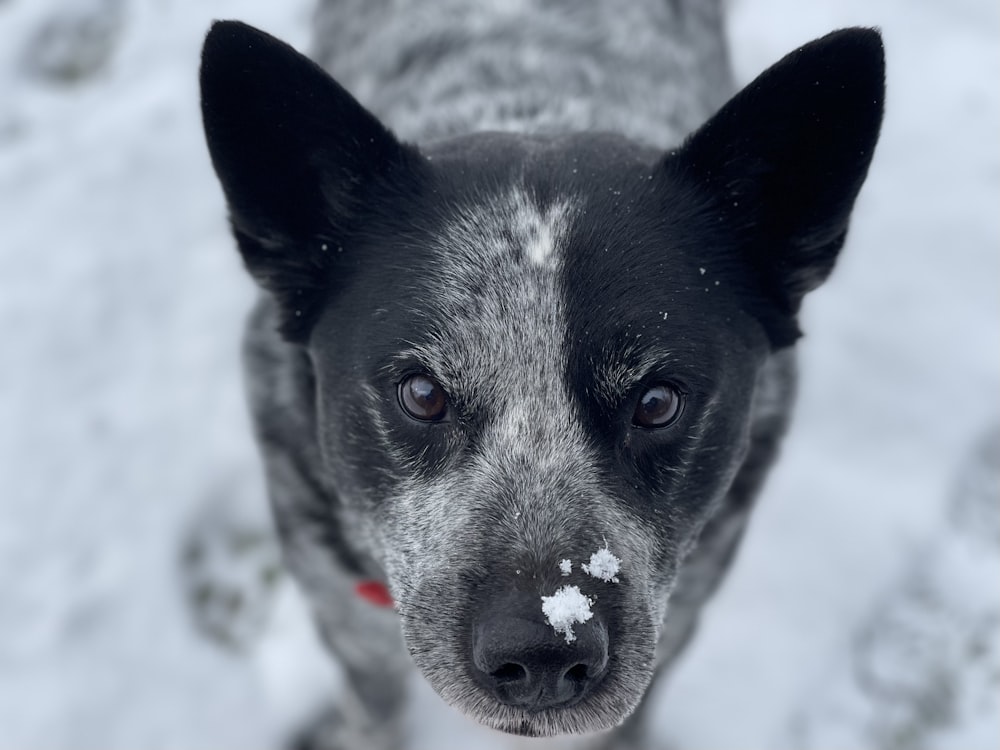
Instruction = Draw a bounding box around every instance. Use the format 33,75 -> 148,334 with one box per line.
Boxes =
472,599 -> 609,710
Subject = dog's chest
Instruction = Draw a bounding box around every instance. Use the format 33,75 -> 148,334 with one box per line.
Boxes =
311,0 -> 733,145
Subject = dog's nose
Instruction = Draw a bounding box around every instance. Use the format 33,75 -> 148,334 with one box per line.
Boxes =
472,605 -> 609,710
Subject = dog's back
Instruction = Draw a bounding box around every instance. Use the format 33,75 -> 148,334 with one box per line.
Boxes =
311,0 -> 731,145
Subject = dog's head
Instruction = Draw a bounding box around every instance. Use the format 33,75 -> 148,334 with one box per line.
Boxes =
201,22 -> 884,736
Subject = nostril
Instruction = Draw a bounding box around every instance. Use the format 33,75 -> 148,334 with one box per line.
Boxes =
491,662 -> 527,684
563,663 -> 590,684
473,608 -> 610,709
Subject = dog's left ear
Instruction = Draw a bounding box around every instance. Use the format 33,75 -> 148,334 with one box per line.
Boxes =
669,28 -> 885,346
200,21 -> 426,341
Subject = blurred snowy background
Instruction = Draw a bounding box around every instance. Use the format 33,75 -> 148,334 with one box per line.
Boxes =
0,0 -> 997,748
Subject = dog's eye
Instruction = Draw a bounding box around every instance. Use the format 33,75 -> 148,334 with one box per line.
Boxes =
398,374 -> 448,422
632,384 -> 683,429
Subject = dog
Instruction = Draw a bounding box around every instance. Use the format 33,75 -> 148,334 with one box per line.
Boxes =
198,1 -> 884,747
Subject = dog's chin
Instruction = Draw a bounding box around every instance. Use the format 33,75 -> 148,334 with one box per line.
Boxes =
479,708 -> 620,738
469,690 -> 635,737
425,667 -> 650,738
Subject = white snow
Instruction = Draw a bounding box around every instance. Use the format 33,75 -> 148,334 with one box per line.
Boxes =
0,0 -> 997,748
559,558 -> 572,576
784,426 -> 1000,750
582,547 -> 621,583
541,585 -> 594,644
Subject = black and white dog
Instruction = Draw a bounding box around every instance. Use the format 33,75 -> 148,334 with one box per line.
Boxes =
199,1 -> 884,747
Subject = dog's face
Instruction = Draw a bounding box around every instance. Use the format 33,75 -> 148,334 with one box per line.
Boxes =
201,22 -> 884,736
305,132 -> 775,734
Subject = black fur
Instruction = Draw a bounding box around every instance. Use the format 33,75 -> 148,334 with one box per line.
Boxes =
201,23 -> 429,341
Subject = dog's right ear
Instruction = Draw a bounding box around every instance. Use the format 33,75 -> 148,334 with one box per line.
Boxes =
666,28 -> 885,348
200,21 -> 426,341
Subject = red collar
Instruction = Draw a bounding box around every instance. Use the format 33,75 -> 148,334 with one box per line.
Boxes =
354,580 -> 394,608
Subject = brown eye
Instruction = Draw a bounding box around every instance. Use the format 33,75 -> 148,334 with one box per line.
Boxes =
398,374 -> 448,422
633,384 -> 683,428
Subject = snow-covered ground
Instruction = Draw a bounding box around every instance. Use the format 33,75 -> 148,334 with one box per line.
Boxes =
0,0 -> 996,748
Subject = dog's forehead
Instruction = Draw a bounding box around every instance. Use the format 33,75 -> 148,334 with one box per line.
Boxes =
410,132 -> 655,371
437,187 -> 573,271
386,131 -> 763,411
406,184 -> 575,405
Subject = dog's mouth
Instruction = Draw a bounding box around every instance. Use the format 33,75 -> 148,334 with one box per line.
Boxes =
492,713 -> 595,738
458,666 -> 641,738
394,536 -> 659,736
403,609 -> 652,737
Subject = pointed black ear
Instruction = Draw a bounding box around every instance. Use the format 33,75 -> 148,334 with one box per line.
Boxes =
200,21 -> 425,341
670,28 -> 885,346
